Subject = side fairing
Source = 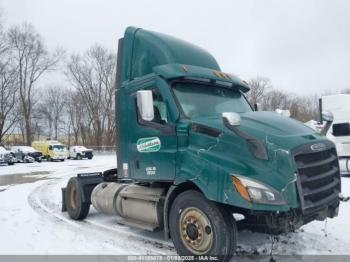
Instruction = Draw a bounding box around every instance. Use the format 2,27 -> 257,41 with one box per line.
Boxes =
120,27 -> 220,83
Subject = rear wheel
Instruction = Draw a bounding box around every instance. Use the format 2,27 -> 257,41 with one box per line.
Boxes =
65,177 -> 90,220
169,190 -> 236,260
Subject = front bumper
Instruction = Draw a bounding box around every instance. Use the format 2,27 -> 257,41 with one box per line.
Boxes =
239,201 -> 339,234
82,151 -> 93,158
52,156 -> 66,160
29,152 -> 43,162
0,155 -> 16,164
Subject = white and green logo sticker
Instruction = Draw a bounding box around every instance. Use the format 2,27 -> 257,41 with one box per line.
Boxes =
137,137 -> 161,153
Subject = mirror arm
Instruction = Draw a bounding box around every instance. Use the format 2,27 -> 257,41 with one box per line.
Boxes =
254,103 -> 260,111
321,120 -> 333,136
320,111 -> 334,136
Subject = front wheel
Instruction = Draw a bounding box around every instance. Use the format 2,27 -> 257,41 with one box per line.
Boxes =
169,190 -> 236,261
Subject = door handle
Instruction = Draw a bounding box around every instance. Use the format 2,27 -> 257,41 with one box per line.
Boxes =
135,159 -> 140,169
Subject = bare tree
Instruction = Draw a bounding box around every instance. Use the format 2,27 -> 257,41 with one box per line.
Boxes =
289,95 -> 319,122
8,23 -> 64,145
0,14 -> 8,56
341,87 -> 350,94
246,76 -> 272,105
38,86 -> 67,139
0,28 -> 19,143
66,90 -> 86,145
262,89 -> 293,111
66,44 -> 116,146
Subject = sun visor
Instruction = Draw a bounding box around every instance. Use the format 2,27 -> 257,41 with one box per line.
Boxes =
153,64 -> 250,93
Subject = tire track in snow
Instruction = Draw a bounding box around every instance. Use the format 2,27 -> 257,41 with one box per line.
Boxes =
27,169 -> 175,255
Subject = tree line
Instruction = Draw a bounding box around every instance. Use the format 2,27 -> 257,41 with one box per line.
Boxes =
1,17 -> 349,147
0,17 -> 117,147
245,77 -> 350,122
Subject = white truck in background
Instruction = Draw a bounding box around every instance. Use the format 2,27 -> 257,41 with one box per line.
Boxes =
305,94 -> 350,175
68,146 -> 93,160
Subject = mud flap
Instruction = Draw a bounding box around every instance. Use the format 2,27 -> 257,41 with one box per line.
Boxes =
61,187 -> 67,212
61,172 -> 104,213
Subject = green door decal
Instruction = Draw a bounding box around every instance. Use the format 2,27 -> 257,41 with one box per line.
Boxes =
136,137 -> 161,153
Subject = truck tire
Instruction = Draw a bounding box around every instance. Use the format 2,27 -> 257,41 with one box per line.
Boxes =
65,177 -> 90,220
169,190 -> 236,260
76,154 -> 82,160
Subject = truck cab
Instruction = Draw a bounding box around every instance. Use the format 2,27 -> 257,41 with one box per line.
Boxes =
63,27 -> 341,260
321,94 -> 350,175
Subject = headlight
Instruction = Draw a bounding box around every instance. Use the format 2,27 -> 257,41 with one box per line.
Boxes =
231,175 -> 286,205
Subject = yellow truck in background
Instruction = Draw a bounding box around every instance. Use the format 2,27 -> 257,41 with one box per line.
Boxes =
32,140 -> 68,161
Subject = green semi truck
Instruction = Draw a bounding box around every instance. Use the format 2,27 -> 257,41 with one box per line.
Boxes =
62,27 -> 341,260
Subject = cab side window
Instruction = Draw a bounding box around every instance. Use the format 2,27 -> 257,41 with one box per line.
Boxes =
152,89 -> 168,125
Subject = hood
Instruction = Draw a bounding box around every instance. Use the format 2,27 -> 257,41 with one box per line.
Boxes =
191,111 -> 322,150
188,111 -> 328,192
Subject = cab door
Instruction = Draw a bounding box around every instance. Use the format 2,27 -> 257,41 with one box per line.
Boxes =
127,80 -> 177,182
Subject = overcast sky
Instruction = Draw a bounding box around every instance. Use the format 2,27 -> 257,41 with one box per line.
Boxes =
1,0 -> 350,95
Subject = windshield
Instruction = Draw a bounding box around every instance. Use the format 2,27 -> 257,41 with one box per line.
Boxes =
52,145 -> 65,151
172,83 -> 252,118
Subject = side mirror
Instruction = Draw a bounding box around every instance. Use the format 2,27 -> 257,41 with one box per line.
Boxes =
137,90 -> 154,121
322,111 -> 334,122
254,103 -> 261,111
222,112 -> 240,127
320,111 -> 334,136
49,146 -> 53,150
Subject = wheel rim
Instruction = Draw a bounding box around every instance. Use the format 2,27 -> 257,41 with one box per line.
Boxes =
70,187 -> 77,209
179,207 -> 213,255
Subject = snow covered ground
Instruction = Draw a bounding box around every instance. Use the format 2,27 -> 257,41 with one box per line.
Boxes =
0,154 -> 349,258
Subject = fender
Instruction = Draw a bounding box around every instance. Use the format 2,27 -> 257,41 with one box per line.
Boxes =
61,172 -> 104,212
163,182 -> 203,239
